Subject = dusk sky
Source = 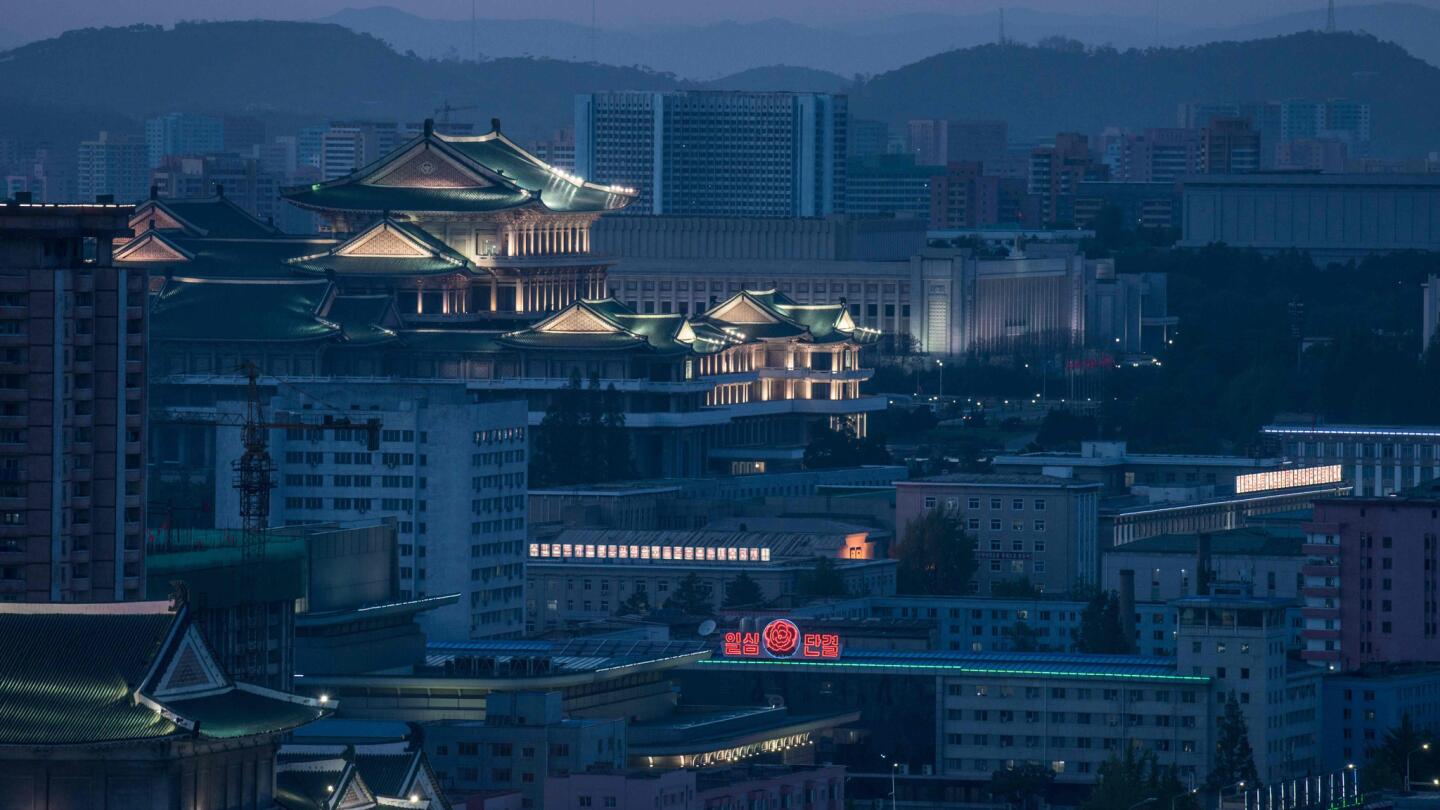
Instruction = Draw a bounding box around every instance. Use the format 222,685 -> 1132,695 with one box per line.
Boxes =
9,0 -> 1440,40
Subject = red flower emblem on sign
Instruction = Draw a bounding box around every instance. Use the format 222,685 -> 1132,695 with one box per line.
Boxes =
762,619 -> 800,657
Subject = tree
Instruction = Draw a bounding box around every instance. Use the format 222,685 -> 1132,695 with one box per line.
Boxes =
1205,694 -> 1259,793
1075,589 -> 1133,654
616,589 -> 650,617
798,557 -> 850,599
991,578 -> 1042,598
1009,620 -> 1043,652
803,420 -> 891,469
1361,714 -> 1436,792
599,382 -> 635,481
989,762 -> 1055,809
722,572 -> 766,607
531,371 -> 585,487
663,572 -> 713,616
895,509 -> 977,595
1082,748 -> 1197,810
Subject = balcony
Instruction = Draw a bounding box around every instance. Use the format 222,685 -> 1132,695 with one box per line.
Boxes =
1300,649 -> 1340,662
1302,586 -> 1340,598
1301,629 -> 1340,641
1302,543 -> 1341,555
1301,606 -> 1340,620
1302,564 -> 1340,578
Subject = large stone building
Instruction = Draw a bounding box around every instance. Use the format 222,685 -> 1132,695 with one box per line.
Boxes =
1180,173 -> 1440,257
1265,421 -> 1440,496
0,200 -> 147,604
593,216 -> 1171,356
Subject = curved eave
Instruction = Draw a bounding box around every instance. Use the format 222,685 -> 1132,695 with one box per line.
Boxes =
279,190 -> 534,217
151,331 -> 342,344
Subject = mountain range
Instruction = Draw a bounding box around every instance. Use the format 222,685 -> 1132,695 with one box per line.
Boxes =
314,2 -> 1440,79
0,21 -> 1438,159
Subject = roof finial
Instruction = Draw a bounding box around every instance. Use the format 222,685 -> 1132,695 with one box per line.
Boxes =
215,183 -> 224,198
149,184 -> 158,201
491,117 -> 502,133
423,118 -> 434,137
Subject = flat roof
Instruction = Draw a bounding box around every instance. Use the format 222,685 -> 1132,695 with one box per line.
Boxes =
1101,483 -> 1348,516
1108,526 -> 1304,557
692,648 -> 1205,683
898,473 -> 1102,490
1263,423 -> 1440,438
995,451 -> 1279,468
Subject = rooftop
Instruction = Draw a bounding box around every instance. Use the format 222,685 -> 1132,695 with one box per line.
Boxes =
693,647 -> 1205,683
898,472 -> 1102,489
1108,526 -> 1305,557
1264,423 -> 1440,438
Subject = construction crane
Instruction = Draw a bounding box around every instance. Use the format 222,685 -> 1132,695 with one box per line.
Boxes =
151,363 -> 381,681
433,101 -> 480,125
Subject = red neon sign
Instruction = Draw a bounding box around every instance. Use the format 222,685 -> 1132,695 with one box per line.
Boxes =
723,619 -> 841,660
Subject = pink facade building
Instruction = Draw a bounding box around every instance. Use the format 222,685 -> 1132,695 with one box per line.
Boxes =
1302,482 -> 1440,670
545,765 -> 844,810
0,198 -> 146,602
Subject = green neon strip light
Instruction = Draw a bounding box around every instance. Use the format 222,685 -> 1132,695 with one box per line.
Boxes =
695,658 -> 1210,682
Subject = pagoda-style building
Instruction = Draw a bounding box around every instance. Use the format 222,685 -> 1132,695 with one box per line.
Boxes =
0,600 -> 329,809
122,119 -> 883,479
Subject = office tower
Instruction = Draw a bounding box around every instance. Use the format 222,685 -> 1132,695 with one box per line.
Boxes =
1201,117 -> 1261,173
906,119 -> 1009,169
575,91 -> 847,216
144,113 -> 225,168
846,154 -> 936,218
929,162 -> 1002,228
1108,128 -> 1202,182
1029,133 -> 1106,226
76,132 -> 149,203
0,200 -> 146,603
319,121 -> 404,182
848,118 -> 890,159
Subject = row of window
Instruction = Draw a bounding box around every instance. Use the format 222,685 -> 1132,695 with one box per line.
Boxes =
947,733 -> 1199,749
925,496 -> 1050,512
947,684 -> 1200,703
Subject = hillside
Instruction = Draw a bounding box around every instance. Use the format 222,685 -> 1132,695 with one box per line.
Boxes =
0,21 -> 684,140
702,66 -> 852,93
1192,2 -> 1440,67
849,31 -> 1440,157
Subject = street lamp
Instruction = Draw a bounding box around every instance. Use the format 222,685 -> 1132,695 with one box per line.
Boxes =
1127,799 -> 1157,810
1218,781 -> 1246,810
1409,742 -> 1431,791
880,753 -> 898,810
936,359 -> 944,400
1171,788 -> 1197,810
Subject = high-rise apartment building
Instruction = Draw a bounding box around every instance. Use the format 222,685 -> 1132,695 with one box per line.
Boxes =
1107,128 -> 1202,183
76,132 -> 149,204
1302,482 -> 1440,671
199,385 -> 529,641
906,119 -> 1008,169
929,162 -> 1004,228
0,200 -> 146,603
1029,133 -> 1106,226
575,91 -> 847,216
144,112 -> 225,168
1200,117 -> 1261,174
846,154 -> 936,218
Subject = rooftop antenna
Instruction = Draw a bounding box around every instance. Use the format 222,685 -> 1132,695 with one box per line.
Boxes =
1326,0 -> 1337,32
591,0 -> 597,63
998,7 -> 1006,45
1154,0 -> 1160,47
471,0 -> 477,62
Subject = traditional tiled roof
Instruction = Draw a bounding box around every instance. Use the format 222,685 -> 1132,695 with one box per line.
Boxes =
326,295 -> 401,346
0,602 -> 327,746
498,290 -> 877,354
130,196 -> 280,239
352,752 -> 420,798
152,278 -> 339,343
118,234 -> 328,279
282,124 -> 634,216
287,218 -> 473,277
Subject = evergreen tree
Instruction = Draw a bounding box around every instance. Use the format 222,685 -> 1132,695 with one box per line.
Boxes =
1205,694 -> 1260,793
1082,748 -> 1197,810
798,557 -> 850,599
616,589 -> 650,616
664,572 -> 714,616
722,572 -> 766,607
803,420 -> 891,469
989,762 -> 1054,810
1075,590 -> 1133,654
531,371 -> 585,487
1361,714 -> 1435,792
600,382 -> 634,481
1009,620 -> 1043,652
896,510 -> 977,595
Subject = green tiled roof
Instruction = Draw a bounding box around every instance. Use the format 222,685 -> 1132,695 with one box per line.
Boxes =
443,133 -> 633,213
288,219 -> 472,278
326,295 -> 399,346
152,278 -> 338,342
0,611 -> 179,744
276,767 -> 345,810
141,197 -> 280,239
0,605 -> 326,746
352,753 -> 417,797
283,184 -> 532,215
398,329 -> 503,353
134,238 -> 327,279
167,687 -> 327,739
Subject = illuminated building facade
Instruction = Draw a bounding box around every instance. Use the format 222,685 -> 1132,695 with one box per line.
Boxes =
121,120 -> 883,486
1265,422 -> 1440,496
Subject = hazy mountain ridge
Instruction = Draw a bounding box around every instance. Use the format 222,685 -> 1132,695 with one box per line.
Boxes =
849,31 -> 1440,156
0,22 -> 1436,159
317,2 -> 1440,78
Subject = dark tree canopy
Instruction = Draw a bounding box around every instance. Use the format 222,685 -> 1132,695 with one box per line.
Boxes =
1081,748 -> 1198,810
798,557 -> 850,599
531,372 -> 635,487
896,510 -> 977,595
1205,694 -> 1260,793
664,572 -> 714,616
722,572 -> 766,608
1075,590 -> 1133,654
803,420 -> 891,469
